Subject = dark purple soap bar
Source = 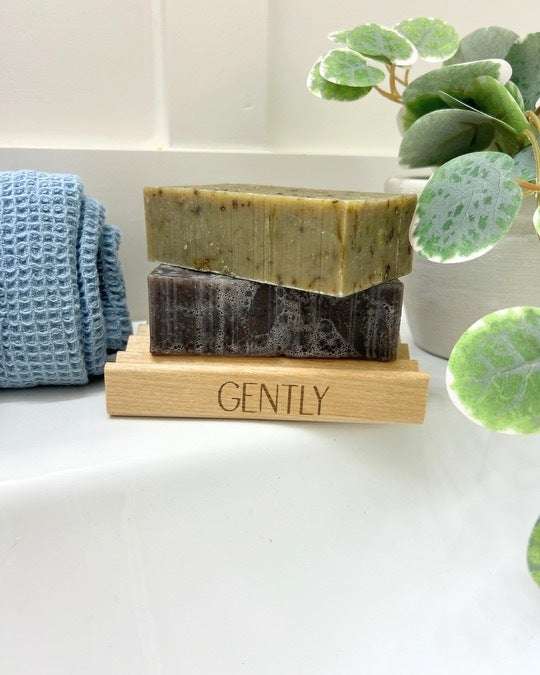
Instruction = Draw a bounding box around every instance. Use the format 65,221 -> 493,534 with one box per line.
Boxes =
148,264 -> 403,360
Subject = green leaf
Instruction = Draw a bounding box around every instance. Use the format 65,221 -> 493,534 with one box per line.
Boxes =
405,93 -> 452,118
426,89 -> 522,155
345,24 -> 416,66
505,81 -> 525,111
437,90 -> 476,109
411,151 -> 523,261
328,29 -> 350,44
307,58 -> 373,101
397,106 -> 418,134
403,59 -> 512,104
506,33 -> 540,110
436,90 -> 525,155
445,26 -> 519,65
511,138 -> 539,182
400,93 -> 452,133
528,517 -> 540,586
534,205 -> 540,236
466,76 -> 529,134
447,306 -> 540,434
320,49 -> 385,88
395,18 -> 459,62
399,109 -> 495,168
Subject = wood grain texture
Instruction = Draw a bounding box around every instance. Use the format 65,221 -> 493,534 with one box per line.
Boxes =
105,326 -> 428,424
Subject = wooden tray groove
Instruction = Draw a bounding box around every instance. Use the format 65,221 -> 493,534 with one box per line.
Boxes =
105,326 -> 429,424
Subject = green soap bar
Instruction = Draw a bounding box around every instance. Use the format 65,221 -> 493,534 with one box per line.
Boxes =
144,184 -> 417,296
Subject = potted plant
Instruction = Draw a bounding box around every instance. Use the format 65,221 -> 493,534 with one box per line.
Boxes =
307,18 -> 540,436
308,19 -> 540,587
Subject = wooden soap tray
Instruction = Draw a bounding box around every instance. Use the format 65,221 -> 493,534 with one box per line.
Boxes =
105,324 -> 429,424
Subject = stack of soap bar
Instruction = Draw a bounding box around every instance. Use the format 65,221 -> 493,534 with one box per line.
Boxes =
144,184 -> 417,362
144,184 -> 416,296
148,264 -> 404,360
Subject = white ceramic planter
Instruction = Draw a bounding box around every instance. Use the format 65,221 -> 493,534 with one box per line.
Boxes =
386,176 -> 540,359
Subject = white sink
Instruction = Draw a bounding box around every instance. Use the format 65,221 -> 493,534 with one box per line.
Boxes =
2,320 -> 540,674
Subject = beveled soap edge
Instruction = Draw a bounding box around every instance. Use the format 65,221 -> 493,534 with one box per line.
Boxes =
144,183 -> 407,202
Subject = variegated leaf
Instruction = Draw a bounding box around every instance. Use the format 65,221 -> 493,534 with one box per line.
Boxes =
411,152 -> 523,261
307,58 -> 373,101
447,306 -> 540,434
395,18 -> 459,62
446,26 -> 519,65
320,49 -> 385,88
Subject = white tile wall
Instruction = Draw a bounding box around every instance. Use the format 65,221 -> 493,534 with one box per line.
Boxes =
0,2 -> 532,153
165,0 -> 269,149
0,0 -> 156,147
0,4 -> 534,317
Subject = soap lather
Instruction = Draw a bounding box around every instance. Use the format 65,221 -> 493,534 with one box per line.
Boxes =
148,264 -> 403,361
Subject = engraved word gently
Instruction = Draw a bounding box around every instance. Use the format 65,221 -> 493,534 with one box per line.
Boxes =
217,381 -> 330,416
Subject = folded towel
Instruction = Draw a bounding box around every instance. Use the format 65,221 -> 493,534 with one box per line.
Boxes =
0,170 -> 132,387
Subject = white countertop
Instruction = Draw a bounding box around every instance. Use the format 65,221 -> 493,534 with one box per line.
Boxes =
2,317 -> 540,675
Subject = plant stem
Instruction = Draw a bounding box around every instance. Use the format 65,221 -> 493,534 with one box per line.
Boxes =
523,128 -> 540,187
374,85 -> 402,103
378,64 -> 404,104
394,67 -> 410,87
388,63 -> 400,98
522,116 -> 540,242
525,111 -> 540,135
514,179 -> 540,192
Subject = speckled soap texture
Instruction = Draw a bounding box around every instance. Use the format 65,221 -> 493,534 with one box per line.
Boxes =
148,264 -> 403,361
144,185 -> 417,297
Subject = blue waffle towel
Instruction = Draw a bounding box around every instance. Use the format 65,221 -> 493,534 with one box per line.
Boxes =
0,170 -> 132,387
